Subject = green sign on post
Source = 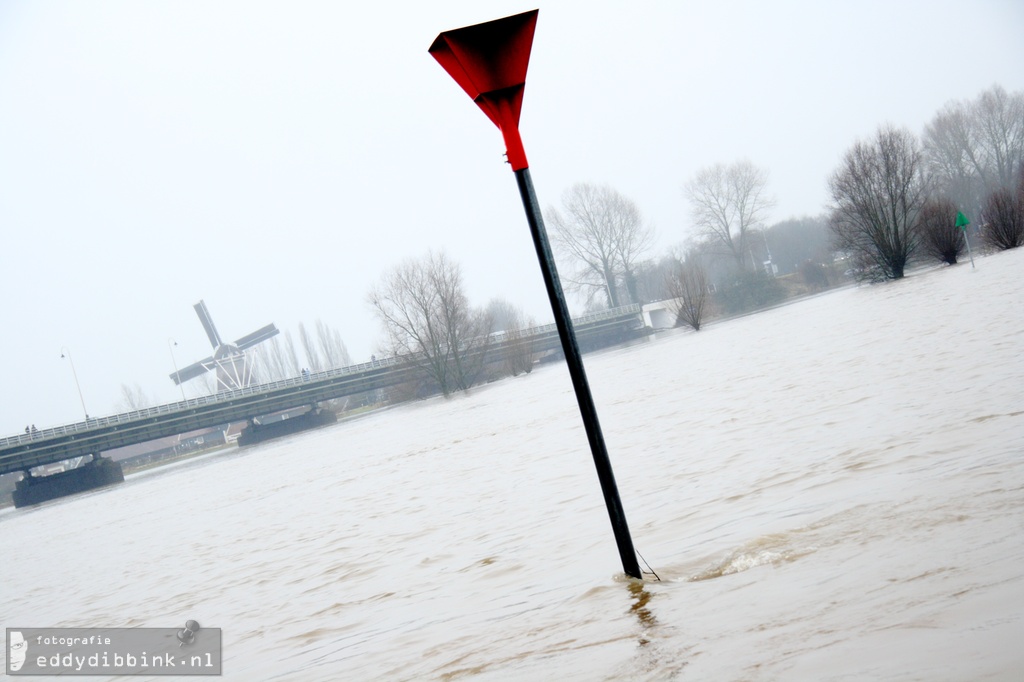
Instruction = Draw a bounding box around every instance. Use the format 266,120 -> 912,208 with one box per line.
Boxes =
956,210 -> 975,268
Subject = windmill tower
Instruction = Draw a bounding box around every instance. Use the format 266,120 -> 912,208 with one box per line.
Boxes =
170,300 -> 280,392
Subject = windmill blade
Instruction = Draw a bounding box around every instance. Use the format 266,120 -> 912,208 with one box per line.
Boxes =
193,300 -> 223,349
170,356 -> 216,385
234,323 -> 279,351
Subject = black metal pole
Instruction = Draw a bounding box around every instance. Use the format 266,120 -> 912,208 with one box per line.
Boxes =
514,167 -> 642,580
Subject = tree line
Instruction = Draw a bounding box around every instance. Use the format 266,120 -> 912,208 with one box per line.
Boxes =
366,84 -> 1021,401
830,84 -> 1023,281
366,251 -> 537,399
121,85 -> 1019,410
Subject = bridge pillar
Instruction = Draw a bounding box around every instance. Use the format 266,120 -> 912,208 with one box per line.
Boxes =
12,455 -> 124,508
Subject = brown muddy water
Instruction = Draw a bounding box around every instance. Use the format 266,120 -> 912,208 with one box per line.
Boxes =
3,249 -> 1022,680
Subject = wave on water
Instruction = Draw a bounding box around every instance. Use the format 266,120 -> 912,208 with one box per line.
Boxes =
688,532 -> 817,581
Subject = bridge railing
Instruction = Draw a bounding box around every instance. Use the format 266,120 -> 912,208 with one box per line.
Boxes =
1,304 -> 643,447
480,304 -> 641,345
0,355 -> 411,448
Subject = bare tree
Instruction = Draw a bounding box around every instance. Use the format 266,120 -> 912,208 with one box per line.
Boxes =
485,298 -> 536,377
183,373 -> 216,397
973,85 -> 1024,190
484,298 -> 523,333
924,85 -> 1024,218
828,125 -> 929,281
254,335 -> 293,382
283,332 -> 302,377
923,99 -> 986,219
297,322 -> 321,372
315,319 -> 351,369
684,160 -> 775,272
368,251 -> 490,396
255,323 -> 348,380
116,383 -> 153,411
501,324 -> 536,377
546,183 -> 654,308
664,256 -> 709,331
611,206 -> 655,305
917,197 -> 964,265
981,173 -> 1024,250
254,339 -> 281,382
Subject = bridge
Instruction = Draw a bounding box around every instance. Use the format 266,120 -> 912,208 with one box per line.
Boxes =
1,305 -> 645,494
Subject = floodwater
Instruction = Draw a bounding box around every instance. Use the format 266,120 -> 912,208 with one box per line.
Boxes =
3,249 -> 1023,680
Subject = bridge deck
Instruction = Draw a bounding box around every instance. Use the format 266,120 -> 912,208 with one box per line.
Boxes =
1,305 -> 644,476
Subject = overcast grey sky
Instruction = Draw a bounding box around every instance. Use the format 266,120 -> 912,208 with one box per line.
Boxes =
1,0 -> 1022,434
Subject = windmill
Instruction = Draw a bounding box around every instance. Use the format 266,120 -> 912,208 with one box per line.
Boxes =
170,300 -> 279,392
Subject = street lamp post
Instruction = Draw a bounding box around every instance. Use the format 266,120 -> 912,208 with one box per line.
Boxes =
430,10 -> 642,579
59,346 -> 89,421
168,338 -> 187,403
